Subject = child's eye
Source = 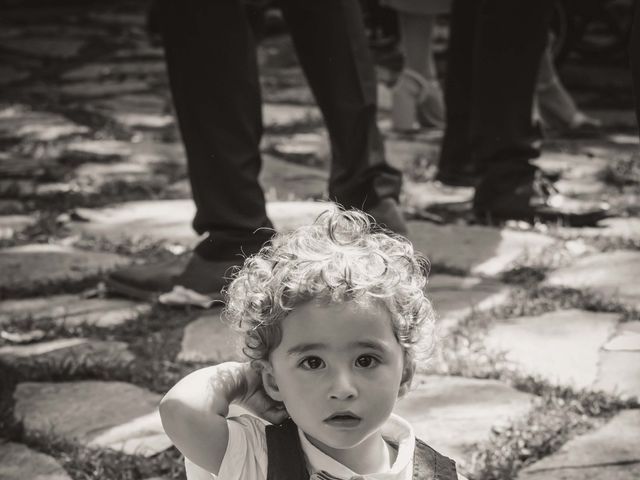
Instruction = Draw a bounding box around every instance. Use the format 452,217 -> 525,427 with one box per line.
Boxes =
299,356 -> 325,370
355,355 -> 379,368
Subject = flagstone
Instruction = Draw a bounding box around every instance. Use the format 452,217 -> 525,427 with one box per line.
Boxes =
14,381 -> 171,457
517,410 -> 640,479
0,338 -> 135,371
64,139 -> 184,166
484,309 -> 620,389
554,217 -> 640,242
263,104 -> 322,129
0,295 -> 150,328
69,200 -> 335,246
63,61 -> 166,81
268,132 -> 330,167
603,322 -> 640,351
594,322 -> 640,399
0,214 -> 35,240
0,442 -> 71,480
533,151 -> 609,179
262,84 -> 315,105
0,37 -> 85,58
427,274 -> 511,333
93,94 -> 172,129
0,244 -> 129,294
58,80 -> 149,98
409,222 -> 556,276
395,375 -> 534,468
261,154 -> 327,201
178,308 -> 244,363
0,105 -> 88,142
544,251 -> 640,308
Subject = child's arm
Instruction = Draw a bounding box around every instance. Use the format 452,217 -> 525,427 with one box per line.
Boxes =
159,361 -> 286,475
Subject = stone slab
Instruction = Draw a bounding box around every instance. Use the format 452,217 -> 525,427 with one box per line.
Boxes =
64,140 -> 184,166
0,338 -> 135,370
595,322 -> 640,399
409,222 -> 556,276
58,80 -> 149,98
0,105 -> 88,142
604,322 -> 640,351
178,308 -> 244,363
518,410 -> 640,479
395,375 -> 534,467
0,295 -> 150,328
544,251 -> 640,308
263,104 -> 322,129
0,37 -> 85,58
484,309 -> 620,389
94,94 -> 172,129
0,244 -> 129,293
385,137 -> 440,173
14,381 -> 171,457
70,200 -> 336,246
0,214 -> 35,240
268,132 -> 330,167
63,62 -> 166,81
0,442 -> 71,480
427,274 -> 511,333
261,154 -> 327,201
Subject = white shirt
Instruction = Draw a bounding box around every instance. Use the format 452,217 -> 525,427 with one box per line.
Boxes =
184,413 -> 416,480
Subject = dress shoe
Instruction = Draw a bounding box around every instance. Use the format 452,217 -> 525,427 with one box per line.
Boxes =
474,174 -> 610,227
106,253 -> 241,301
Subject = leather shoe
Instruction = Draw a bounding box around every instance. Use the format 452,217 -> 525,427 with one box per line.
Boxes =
106,253 -> 241,301
474,175 -> 610,227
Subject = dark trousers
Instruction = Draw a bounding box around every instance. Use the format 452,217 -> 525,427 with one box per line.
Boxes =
437,0 -> 553,202
632,0 -> 640,136
157,0 -> 402,261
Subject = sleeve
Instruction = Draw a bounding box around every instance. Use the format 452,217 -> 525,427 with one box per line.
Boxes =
184,414 -> 269,480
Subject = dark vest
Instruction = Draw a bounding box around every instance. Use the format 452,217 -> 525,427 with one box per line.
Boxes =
265,419 -> 458,480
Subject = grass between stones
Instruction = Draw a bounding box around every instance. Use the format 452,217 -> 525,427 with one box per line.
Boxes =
429,285 -> 638,480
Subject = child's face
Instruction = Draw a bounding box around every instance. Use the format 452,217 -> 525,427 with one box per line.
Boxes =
262,300 -> 407,454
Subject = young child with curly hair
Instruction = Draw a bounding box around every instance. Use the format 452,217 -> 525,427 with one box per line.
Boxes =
160,209 -> 464,480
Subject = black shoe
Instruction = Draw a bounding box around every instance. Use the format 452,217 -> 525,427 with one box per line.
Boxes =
474,175 -> 610,227
365,198 -> 408,236
106,253 -> 242,301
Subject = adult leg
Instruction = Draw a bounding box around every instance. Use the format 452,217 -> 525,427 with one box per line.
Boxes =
159,0 -> 273,261
631,0 -> 640,136
472,0 -> 607,225
107,0 -> 272,299
278,0 -> 403,215
435,0 -> 479,187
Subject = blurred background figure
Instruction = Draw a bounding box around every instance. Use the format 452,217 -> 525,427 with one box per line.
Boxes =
380,0 -> 448,131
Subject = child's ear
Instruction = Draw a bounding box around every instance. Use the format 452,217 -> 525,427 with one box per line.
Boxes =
256,360 -> 283,402
398,355 -> 415,398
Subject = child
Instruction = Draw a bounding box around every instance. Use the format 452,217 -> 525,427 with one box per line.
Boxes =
160,209 -> 465,480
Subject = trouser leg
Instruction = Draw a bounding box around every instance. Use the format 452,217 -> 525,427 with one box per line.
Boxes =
472,0 -> 553,205
278,0 -> 402,210
158,0 -> 273,261
631,0 -> 640,137
436,0 -> 479,186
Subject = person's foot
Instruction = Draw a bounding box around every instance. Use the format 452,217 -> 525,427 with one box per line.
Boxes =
105,253 -> 242,302
474,174 -> 610,227
391,69 -> 445,132
365,198 -> 408,236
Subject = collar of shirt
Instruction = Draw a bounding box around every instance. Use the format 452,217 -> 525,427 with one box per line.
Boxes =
297,414 -> 415,480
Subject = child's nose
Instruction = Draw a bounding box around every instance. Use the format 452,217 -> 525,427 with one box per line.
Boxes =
328,370 -> 358,400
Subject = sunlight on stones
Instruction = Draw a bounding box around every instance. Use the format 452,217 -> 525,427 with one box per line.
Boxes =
0,295 -> 150,328
484,309 -> 620,390
0,442 -> 71,480
409,222 -> 555,276
427,274 -> 511,334
14,381 -> 171,457
178,309 -> 244,363
396,375 -> 534,470
545,250 -> 640,308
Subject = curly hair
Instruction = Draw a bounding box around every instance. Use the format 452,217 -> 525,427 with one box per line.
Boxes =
223,208 -> 435,366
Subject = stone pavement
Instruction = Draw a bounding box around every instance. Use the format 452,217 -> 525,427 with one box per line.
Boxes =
0,2 -> 639,480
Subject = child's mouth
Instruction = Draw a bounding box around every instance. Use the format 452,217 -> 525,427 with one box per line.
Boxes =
323,412 -> 362,428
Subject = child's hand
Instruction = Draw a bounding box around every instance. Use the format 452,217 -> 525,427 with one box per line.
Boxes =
235,363 -> 289,425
